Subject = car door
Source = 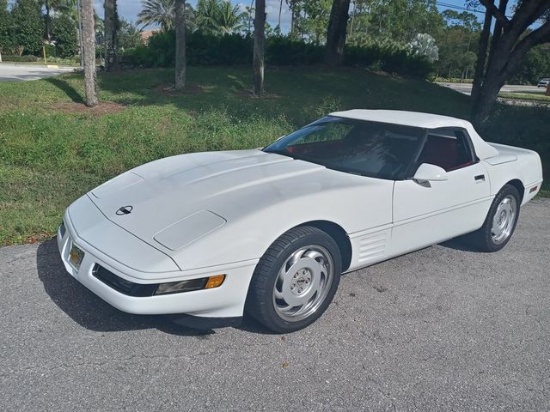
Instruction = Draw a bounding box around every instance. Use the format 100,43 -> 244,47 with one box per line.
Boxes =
390,128 -> 492,256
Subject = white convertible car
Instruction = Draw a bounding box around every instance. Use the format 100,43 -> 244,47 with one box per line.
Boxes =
57,110 -> 543,333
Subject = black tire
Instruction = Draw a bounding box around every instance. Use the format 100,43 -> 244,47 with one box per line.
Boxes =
471,184 -> 521,252
245,226 -> 342,333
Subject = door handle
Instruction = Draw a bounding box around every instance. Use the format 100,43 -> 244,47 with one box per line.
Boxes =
474,174 -> 485,182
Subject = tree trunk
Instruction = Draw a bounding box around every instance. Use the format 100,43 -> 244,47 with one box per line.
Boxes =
248,0 -> 254,35
471,0 -> 550,124
289,1 -> 301,40
253,0 -> 266,96
175,0 -> 186,90
349,0 -> 356,40
80,0 -> 98,107
471,6 -> 492,104
45,1 -> 52,41
104,0 -> 118,72
324,0 -> 350,67
471,76 -> 504,124
485,0 -> 508,72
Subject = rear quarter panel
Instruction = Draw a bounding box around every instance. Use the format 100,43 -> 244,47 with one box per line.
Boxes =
485,143 -> 543,205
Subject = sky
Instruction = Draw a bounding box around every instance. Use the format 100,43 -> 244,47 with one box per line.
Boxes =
93,0 -> 295,31
93,0 -> 485,32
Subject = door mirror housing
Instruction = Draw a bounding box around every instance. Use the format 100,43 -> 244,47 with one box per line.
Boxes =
413,163 -> 449,183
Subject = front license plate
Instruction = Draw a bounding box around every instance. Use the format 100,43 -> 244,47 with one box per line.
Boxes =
69,244 -> 84,269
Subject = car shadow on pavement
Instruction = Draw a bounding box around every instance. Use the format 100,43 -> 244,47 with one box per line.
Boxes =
36,239 -> 218,337
439,236 -> 481,252
36,235 -> 481,337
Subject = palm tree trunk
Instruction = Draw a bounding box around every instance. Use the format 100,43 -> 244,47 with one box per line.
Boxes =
104,0 -> 118,71
44,1 -> 52,41
278,0 -> 283,31
253,0 -> 266,96
325,0 -> 350,67
175,0 -> 186,90
79,0 -> 98,107
248,0 -> 254,35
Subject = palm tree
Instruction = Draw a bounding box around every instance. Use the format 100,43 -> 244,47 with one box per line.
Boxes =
174,0 -> 186,90
253,0 -> 265,96
137,0 -> 176,30
137,0 -> 195,31
104,0 -> 118,71
215,0 -> 245,34
196,0 -> 245,35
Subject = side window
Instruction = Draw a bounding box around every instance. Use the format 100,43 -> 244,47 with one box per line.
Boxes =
418,128 -> 476,172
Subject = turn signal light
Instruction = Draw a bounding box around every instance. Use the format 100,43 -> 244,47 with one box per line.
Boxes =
205,274 -> 226,289
155,274 -> 226,295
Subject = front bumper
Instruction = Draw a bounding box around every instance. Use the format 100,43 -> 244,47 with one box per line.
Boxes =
57,197 -> 257,319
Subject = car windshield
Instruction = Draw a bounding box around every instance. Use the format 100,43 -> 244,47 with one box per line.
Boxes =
263,116 -> 426,180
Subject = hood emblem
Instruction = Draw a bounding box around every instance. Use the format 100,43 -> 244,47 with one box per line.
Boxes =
116,206 -> 133,216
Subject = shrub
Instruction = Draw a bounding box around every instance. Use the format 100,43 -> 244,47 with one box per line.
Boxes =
1,55 -> 40,62
187,32 -> 253,65
345,42 -> 433,78
266,36 -> 323,65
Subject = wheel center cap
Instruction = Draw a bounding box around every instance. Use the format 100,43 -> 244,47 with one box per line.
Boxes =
290,268 -> 312,295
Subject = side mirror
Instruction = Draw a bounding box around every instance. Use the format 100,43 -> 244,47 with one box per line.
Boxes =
413,163 -> 448,183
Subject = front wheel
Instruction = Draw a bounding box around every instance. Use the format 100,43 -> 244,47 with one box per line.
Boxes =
471,184 -> 520,252
245,226 -> 342,333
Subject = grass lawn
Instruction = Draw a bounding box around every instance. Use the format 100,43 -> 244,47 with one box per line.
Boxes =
499,90 -> 550,103
0,66 -> 548,245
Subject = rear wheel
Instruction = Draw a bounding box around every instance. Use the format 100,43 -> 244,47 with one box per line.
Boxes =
471,184 -> 520,252
246,226 -> 342,333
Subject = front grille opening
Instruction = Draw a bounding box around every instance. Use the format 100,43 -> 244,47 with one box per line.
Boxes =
92,265 -> 157,297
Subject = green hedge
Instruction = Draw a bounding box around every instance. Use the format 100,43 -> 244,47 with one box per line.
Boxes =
1,55 -> 41,62
121,31 -> 434,79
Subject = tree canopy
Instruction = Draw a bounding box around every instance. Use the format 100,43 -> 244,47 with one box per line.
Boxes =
0,0 -> 11,56
10,0 -> 44,55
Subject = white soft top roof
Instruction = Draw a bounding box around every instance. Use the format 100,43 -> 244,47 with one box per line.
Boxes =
330,109 -> 499,160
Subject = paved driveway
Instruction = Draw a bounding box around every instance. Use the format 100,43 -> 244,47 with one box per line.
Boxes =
0,63 -> 75,82
0,199 -> 549,411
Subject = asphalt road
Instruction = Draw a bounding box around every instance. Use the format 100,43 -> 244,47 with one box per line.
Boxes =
0,63 -> 75,82
438,82 -> 543,96
1,199 -> 549,411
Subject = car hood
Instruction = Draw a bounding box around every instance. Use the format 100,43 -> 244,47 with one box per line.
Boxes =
89,150 -> 319,246
86,149 -> 393,269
